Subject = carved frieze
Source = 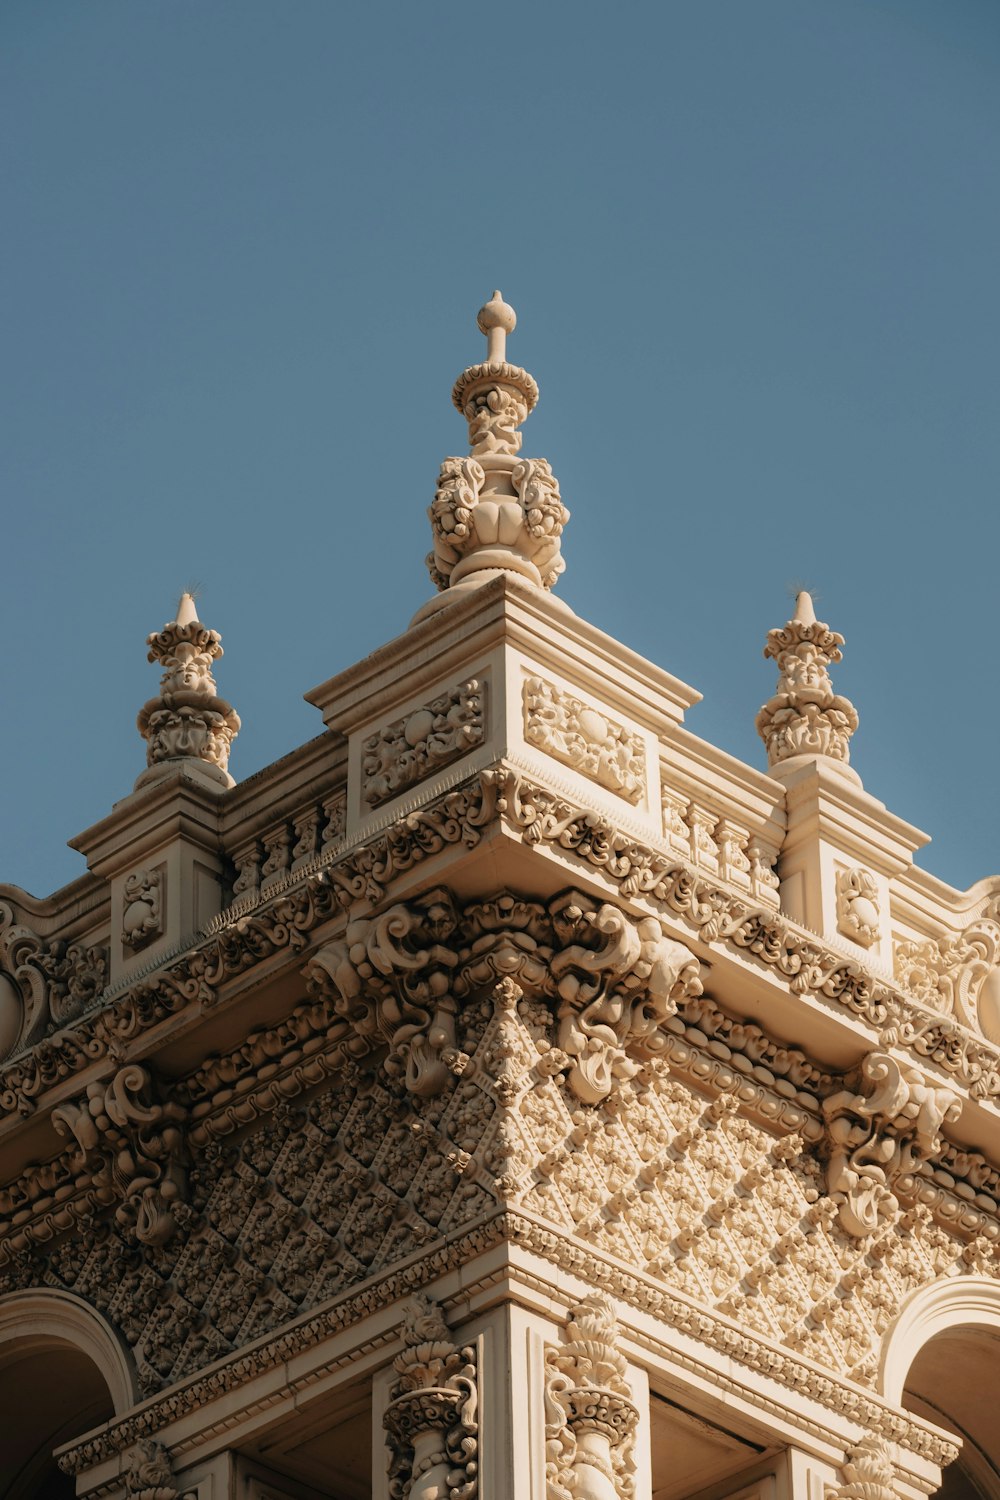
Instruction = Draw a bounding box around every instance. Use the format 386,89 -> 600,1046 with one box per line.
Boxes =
384,1294 -> 479,1500
363,680 -> 486,808
523,676 -> 645,804
836,868 -> 880,949
822,1051 -> 962,1236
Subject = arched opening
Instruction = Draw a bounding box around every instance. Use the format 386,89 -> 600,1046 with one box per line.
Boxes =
0,1291 -> 136,1499
902,1328 -> 1000,1500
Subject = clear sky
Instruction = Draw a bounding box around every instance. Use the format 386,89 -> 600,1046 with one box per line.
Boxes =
2,1 -> 998,899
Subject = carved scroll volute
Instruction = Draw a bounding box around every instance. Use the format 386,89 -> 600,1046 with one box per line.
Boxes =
52,1064 -> 187,1247
383,1294 -> 479,1500
549,897 -> 702,1105
545,1294 -> 638,1500
822,1051 -> 962,1237
304,891 -> 463,1097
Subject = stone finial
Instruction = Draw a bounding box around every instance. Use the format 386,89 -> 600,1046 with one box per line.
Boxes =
135,594 -> 241,791
755,591 -> 859,772
420,292 -> 570,611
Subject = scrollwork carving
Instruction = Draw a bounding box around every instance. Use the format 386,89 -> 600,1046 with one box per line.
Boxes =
828,1435 -> 898,1500
122,868 -> 163,951
523,677 -> 645,804
52,1063 -> 187,1246
364,680 -> 486,807
822,1051 -> 961,1236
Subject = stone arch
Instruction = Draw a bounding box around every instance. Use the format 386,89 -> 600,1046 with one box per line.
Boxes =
879,1276 -> 1000,1405
879,1277 -> 1000,1500
0,1287 -> 138,1413
0,1289 -> 138,1498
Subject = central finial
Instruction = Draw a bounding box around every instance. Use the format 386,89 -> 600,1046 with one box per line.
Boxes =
755,591 -> 859,777
477,289 -> 517,362
415,292 -> 570,620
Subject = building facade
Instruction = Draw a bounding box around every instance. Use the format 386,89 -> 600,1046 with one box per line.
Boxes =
0,294 -> 998,1500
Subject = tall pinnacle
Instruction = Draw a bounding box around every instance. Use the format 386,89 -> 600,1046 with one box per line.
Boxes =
417,292 -> 570,617
135,594 -> 241,791
755,592 -> 859,774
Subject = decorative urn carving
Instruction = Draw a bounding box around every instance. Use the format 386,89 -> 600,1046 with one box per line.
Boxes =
422,292 -> 570,607
136,592 -> 241,790
756,591 -> 859,771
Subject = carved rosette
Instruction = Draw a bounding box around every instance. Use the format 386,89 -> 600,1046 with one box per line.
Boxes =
426,293 -> 570,595
755,592 -> 858,769
384,1294 -> 479,1500
52,1064 -> 188,1246
822,1051 -> 962,1236
136,593 -> 240,790
836,868 -> 881,949
523,677 -> 646,804
364,680 -> 486,807
304,888 -> 701,1105
545,1294 -> 638,1500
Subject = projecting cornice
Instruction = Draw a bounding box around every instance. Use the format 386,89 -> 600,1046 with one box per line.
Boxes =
1,765 -> 999,1164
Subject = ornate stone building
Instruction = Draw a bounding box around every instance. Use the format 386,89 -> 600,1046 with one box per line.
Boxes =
1,294 -> 998,1500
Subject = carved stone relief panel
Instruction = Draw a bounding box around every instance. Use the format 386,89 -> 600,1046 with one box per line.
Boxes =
363,679 -> 486,809
835,868 -> 880,949
122,867 -> 164,952
523,675 -> 646,805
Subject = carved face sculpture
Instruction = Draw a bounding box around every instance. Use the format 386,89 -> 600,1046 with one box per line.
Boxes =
779,643 -> 830,701
163,642 -> 214,696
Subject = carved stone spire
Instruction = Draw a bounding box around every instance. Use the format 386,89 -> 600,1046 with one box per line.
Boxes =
135,593 -> 241,791
421,292 -> 570,611
755,591 -> 859,773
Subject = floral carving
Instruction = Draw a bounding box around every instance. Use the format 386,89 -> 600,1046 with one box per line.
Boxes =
822,1051 -> 962,1236
545,1294 -> 637,1500
384,1294 -> 478,1500
523,677 -> 645,804
122,868 -> 163,951
122,1439 -> 184,1500
756,592 -> 858,768
836,868 -> 881,949
364,680 -> 486,807
136,594 -> 240,787
428,458 -> 487,590
52,1064 -> 187,1246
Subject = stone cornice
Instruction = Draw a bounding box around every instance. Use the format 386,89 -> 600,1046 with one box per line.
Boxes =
3,764 -> 1000,1150
55,1209 -> 960,1479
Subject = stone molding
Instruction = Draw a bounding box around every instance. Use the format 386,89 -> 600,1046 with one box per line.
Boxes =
3,765 -> 1000,1134
54,1210 -> 960,1481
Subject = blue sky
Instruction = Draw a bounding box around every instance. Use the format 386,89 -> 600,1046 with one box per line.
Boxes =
2,1 -> 998,898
